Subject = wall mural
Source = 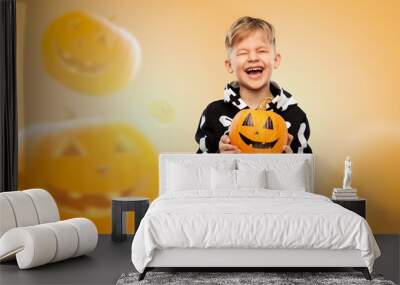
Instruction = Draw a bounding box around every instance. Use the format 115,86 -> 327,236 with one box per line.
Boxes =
42,11 -> 140,95
17,0 -> 400,234
19,10 -> 157,233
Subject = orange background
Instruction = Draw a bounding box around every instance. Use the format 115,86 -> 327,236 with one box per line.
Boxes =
17,0 -> 400,234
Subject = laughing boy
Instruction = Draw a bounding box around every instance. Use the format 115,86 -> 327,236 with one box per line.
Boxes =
195,16 -> 312,154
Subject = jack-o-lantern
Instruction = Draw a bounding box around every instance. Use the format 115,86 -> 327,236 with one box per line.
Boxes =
229,100 -> 288,153
19,122 -> 157,233
42,11 -> 140,95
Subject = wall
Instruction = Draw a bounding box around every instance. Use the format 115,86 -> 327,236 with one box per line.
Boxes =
17,0 -> 400,234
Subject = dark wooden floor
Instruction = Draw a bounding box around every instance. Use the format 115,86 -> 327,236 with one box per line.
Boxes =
0,235 -> 398,285
0,235 -> 135,285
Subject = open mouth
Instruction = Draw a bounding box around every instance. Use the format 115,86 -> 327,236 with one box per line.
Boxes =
245,66 -> 264,78
239,132 -> 278,149
57,47 -> 106,75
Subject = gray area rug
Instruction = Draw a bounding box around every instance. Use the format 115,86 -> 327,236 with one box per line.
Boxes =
116,271 -> 396,285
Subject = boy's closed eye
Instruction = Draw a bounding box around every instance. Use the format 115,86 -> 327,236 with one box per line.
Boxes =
236,48 -> 269,56
237,51 -> 248,56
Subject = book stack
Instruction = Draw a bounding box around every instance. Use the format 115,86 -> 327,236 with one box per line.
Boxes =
332,188 -> 358,200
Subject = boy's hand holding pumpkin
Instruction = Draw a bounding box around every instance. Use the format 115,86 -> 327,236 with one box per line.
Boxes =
219,134 -> 241,153
282,134 -> 293,153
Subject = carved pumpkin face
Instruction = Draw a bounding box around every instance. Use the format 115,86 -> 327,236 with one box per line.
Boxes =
20,122 -> 157,233
42,11 -> 140,95
230,109 -> 288,153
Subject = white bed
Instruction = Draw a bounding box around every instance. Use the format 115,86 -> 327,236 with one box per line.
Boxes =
131,154 -> 380,280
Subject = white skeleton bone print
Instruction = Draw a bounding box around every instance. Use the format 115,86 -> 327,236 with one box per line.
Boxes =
195,81 -> 312,153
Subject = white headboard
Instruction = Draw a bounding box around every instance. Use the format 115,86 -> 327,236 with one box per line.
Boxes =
159,153 -> 315,195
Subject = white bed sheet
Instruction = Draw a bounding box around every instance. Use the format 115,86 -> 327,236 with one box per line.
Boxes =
131,189 -> 380,273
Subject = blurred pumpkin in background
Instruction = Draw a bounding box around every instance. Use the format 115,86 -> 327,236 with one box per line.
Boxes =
42,11 -> 140,95
20,121 -> 157,233
229,100 -> 288,153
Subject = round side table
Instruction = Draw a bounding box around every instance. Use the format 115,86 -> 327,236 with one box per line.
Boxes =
111,197 -> 149,242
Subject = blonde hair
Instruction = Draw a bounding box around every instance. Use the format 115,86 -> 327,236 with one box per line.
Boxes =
225,16 -> 276,54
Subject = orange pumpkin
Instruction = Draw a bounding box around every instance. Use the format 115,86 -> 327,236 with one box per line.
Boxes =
19,121 -> 158,234
229,100 -> 288,153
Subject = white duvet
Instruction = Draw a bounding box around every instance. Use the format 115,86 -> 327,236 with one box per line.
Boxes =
131,190 -> 380,273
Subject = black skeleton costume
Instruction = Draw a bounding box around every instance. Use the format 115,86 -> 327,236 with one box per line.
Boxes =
195,81 -> 312,153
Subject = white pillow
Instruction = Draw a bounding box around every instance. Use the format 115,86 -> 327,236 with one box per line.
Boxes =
167,163 -> 211,191
211,168 -> 237,190
211,169 -> 267,190
167,159 -> 236,192
266,163 -> 308,191
238,158 -> 309,192
236,169 -> 267,189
